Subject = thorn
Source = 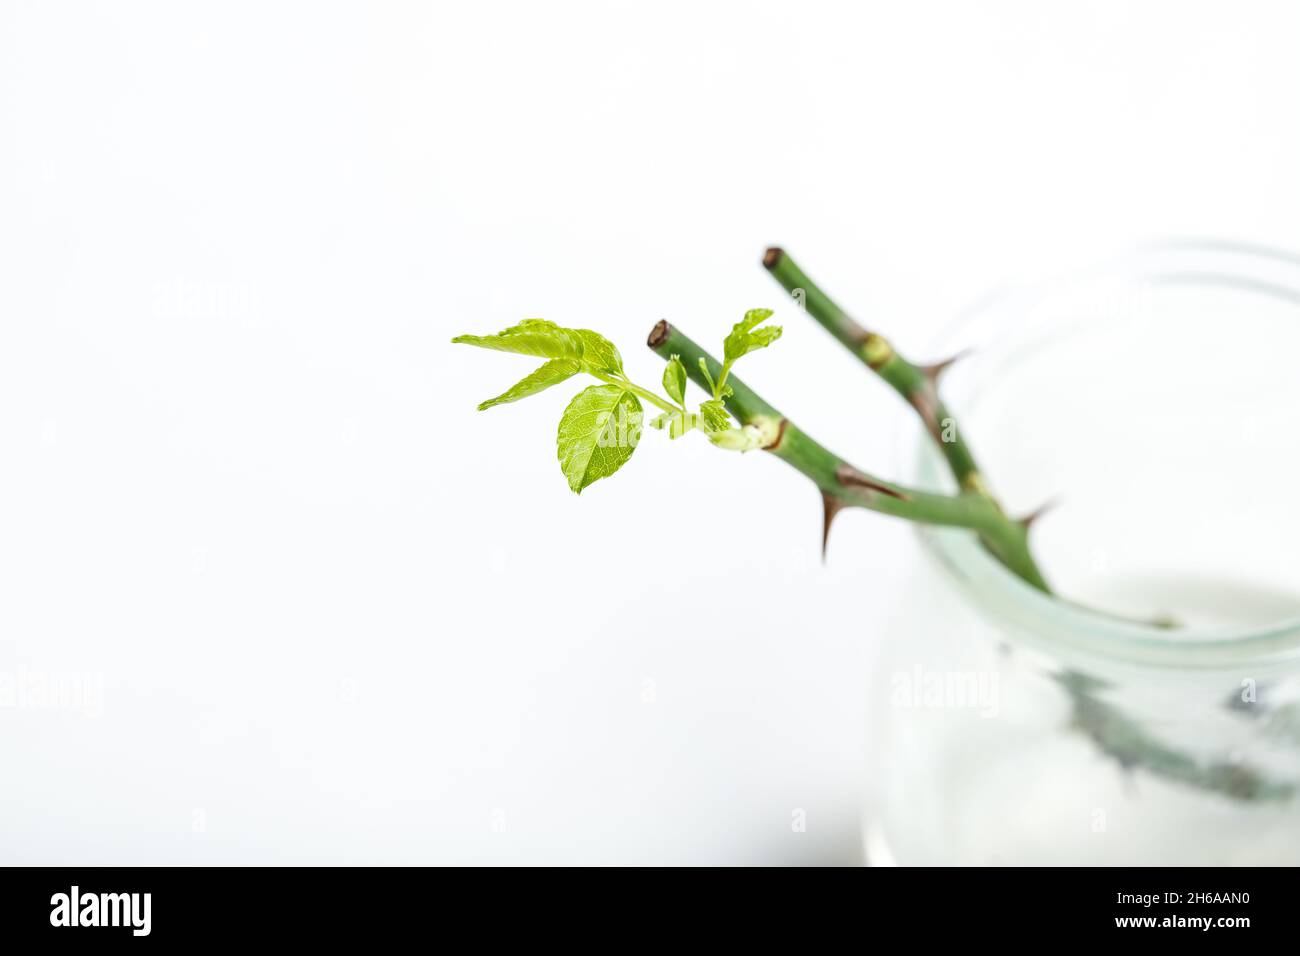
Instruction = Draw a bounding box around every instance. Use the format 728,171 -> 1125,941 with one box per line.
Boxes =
821,491 -> 846,561
835,464 -> 909,500
1019,497 -> 1060,529
919,350 -> 969,387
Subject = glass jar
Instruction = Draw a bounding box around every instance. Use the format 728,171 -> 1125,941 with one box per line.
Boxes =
865,242 -> 1300,865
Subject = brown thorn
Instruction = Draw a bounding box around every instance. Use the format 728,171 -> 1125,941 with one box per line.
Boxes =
919,350 -> 969,386
821,491 -> 846,561
835,464 -> 909,501
1019,497 -> 1060,530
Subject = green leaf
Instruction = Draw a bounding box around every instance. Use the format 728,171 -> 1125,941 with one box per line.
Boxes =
556,385 -> 643,493
697,357 -> 717,395
455,321 -> 626,376
453,319 -> 583,360
723,308 -> 782,365
662,354 -> 687,406
735,307 -> 774,333
573,329 -> 623,375
699,399 -> 731,434
477,358 -> 582,410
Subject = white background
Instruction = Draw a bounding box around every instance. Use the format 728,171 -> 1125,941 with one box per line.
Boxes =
2,1 -> 1299,864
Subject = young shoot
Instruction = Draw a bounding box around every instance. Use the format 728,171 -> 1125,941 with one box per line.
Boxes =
451,310 -> 783,493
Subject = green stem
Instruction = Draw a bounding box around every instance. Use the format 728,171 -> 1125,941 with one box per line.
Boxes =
758,252 -> 1295,801
762,247 -> 1050,589
763,247 -> 985,493
646,319 -> 1292,802
647,320 -> 1049,591
593,372 -> 679,415
1057,672 -> 1293,802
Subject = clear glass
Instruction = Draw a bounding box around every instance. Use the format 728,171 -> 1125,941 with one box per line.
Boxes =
866,242 -> 1300,865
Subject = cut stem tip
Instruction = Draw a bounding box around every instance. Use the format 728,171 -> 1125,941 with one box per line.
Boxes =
647,319 -> 671,349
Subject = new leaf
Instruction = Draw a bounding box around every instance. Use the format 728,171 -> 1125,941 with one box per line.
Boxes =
477,358 -> 582,410
452,319 -> 583,360
573,329 -> 624,375
698,399 -> 731,434
723,308 -> 782,366
556,385 -> 643,493
453,321 -> 624,377
662,354 -> 687,406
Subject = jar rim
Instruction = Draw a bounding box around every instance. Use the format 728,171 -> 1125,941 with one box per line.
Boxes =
913,240 -> 1300,670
